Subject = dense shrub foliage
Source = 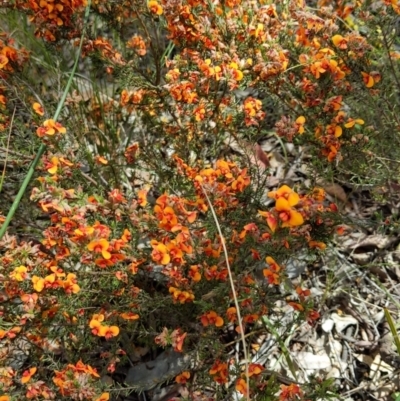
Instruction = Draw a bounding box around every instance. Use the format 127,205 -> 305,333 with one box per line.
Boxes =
0,0 -> 399,400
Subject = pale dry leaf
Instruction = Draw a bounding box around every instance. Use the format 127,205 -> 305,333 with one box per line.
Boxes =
322,183 -> 347,203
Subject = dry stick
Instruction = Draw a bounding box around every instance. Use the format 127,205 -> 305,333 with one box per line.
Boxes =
0,107 -> 16,194
199,183 -> 250,401
0,0 -> 91,240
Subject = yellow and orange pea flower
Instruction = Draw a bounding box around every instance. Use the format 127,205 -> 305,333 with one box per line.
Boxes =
36,119 -> 66,137
344,118 -> 364,128
9,265 -> 28,281
361,71 -> 381,88
236,377 -> 248,395
32,102 -> 44,116
95,393 -> 110,401
268,185 -> 300,206
62,273 -> 80,294
151,240 -> 171,265
258,210 -> 278,232
21,367 -> 37,384
209,360 -> 229,384
308,240 -> 327,250
248,363 -> 264,376
120,312 -> 140,320
295,116 -> 306,134
275,197 -> 304,228
98,325 -> 120,340
175,371 -> 190,384
87,238 -> 111,260
95,155 -> 108,165
148,0 -> 163,15
200,311 -> 224,327
332,34 -> 348,49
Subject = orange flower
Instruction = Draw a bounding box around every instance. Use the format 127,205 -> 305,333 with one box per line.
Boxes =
209,360 -> 229,384
309,61 -> 326,78
248,363 -> 264,376
120,312 -> 140,320
32,276 -> 45,292
263,256 -> 282,285
87,239 -> 111,260
308,240 -> 326,250
344,118 -> 364,128
62,273 -> 80,294
268,185 -> 300,206
175,371 -> 190,383
33,102 -> 44,116
95,393 -> 110,401
46,156 -> 59,174
137,189 -> 148,207
10,265 -> 28,281
259,210 -> 278,232
95,155 -> 108,165
229,61 -> 243,81
332,34 -> 348,49
98,325 -> 120,339
361,71 -> 375,88
189,265 -> 201,282
326,123 -> 342,138
36,119 -> 66,137
148,0 -> 163,15
21,367 -> 37,384
275,198 -> 304,227
295,116 -> 306,134
226,307 -> 237,322
200,311 -> 224,327
236,378 -> 248,395
151,241 -> 170,265
89,314 -> 104,335
154,205 -> 178,231
279,383 -> 302,401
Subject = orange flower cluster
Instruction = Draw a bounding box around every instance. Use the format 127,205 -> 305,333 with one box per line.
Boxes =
89,314 -> 120,340
259,185 -> 304,233
243,97 -> 265,126
43,155 -> 74,177
280,383 -> 303,401
53,360 -> 99,399
209,360 -> 229,384
75,223 -> 130,268
126,34 -> 147,56
31,268 -> 80,294
200,310 -> 224,327
169,286 -> 195,303
235,363 -> 264,395
82,37 -> 124,65
263,256 -> 282,285
258,185 -> 338,251
175,157 -> 251,214
0,37 -> 29,74
17,0 -> 87,41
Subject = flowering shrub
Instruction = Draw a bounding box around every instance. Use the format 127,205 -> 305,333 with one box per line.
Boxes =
0,0 -> 399,400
